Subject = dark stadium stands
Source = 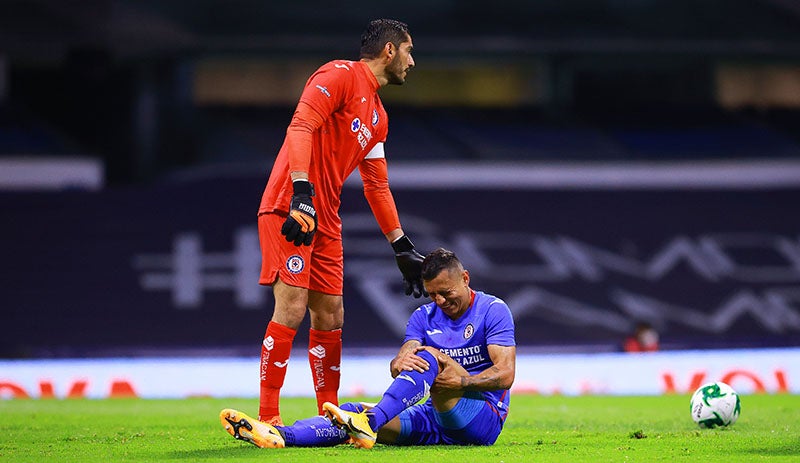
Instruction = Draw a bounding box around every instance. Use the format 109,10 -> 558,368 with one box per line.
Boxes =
0,0 -> 798,184
186,105 -> 800,168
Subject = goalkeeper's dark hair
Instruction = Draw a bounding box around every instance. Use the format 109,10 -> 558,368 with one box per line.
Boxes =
360,19 -> 410,59
422,248 -> 463,281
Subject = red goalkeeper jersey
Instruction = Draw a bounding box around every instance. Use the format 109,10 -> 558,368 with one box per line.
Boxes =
259,60 -> 400,237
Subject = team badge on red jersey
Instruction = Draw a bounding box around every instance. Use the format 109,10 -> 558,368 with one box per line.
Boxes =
372,109 -> 379,126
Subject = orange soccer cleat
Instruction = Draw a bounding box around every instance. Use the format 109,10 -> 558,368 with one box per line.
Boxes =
219,408 -> 285,448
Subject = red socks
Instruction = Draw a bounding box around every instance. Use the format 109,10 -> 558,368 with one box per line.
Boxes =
258,323 -> 342,420
308,328 -> 342,415
258,321 -> 296,422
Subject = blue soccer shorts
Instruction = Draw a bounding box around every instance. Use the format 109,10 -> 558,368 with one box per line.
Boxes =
395,392 -> 506,446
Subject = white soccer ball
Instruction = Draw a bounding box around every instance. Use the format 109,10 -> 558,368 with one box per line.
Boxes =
689,381 -> 741,428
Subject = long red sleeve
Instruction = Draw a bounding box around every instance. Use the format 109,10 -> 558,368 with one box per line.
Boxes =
360,157 -> 401,235
286,101 -> 326,175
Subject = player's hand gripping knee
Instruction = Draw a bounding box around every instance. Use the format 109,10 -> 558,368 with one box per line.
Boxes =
391,235 -> 427,298
281,180 -> 317,246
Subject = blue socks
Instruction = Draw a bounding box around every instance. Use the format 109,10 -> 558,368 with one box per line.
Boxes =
368,349 -> 439,430
275,350 -> 439,446
276,402 -> 362,447
276,416 -> 347,447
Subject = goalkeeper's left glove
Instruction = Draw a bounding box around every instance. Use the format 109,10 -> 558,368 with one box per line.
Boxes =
281,180 -> 317,246
391,235 -> 427,298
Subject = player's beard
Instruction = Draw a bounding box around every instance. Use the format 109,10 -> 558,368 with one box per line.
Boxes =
386,59 -> 409,85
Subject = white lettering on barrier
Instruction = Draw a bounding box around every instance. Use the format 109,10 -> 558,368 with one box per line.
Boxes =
1,348 -> 797,399
130,226 -> 800,341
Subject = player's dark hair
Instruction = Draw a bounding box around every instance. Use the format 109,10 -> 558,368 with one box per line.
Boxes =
422,248 -> 462,281
359,19 -> 410,59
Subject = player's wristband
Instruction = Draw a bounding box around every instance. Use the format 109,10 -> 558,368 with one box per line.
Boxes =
391,235 -> 415,254
292,179 -> 315,196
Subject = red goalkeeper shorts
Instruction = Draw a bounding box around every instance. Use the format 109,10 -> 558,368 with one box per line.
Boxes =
258,212 -> 344,295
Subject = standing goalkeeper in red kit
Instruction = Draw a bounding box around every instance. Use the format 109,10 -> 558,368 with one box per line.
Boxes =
255,19 -> 426,425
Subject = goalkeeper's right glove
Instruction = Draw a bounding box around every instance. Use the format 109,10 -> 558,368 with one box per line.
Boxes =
392,235 -> 427,298
281,180 -> 317,246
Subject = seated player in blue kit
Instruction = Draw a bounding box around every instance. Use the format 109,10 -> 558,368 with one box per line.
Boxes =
220,248 -> 516,448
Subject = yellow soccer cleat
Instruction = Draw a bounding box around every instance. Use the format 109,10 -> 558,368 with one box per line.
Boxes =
219,408 -> 285,448
323,402 -> 377,449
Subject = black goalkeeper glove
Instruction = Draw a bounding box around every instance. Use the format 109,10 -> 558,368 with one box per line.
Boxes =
392,235 -> 427,298
281,180 -> 317,246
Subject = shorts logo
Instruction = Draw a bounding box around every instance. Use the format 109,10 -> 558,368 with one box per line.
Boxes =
309,345 -> 326,359
351,118 -> 361,132
464,323 -> 474,340
372,109 -> 379,126
286,255 -> 305,274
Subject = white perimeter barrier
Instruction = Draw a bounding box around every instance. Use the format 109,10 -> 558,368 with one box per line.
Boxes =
1,348 -> 797,399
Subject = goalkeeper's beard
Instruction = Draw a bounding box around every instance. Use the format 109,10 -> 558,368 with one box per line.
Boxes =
386,60 -> 409,85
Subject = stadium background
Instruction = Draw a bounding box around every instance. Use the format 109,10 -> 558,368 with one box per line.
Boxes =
1,0 -> 799,398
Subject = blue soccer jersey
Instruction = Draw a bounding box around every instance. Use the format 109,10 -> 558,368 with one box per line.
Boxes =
403,290 -> 516,414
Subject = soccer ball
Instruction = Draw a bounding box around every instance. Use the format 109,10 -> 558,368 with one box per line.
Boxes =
689,381 -> 741,428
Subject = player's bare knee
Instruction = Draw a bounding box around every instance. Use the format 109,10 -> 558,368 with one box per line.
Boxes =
271,281 -> 310,327
271,306 -> 306,328
308,309 -> 343,331
308,292 -> 344,329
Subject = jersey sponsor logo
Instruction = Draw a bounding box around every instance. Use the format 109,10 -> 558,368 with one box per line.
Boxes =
440,345 -> 482,358
461,352 -> 487,366
439,345 -> 486,366
286,255 -> 305,274
372,109 -> 379,126
426,328 -> 443,335
315,85 -> 331,98
351,117 -> 374,149
464,323 -> 475,339
309,344 -> 326,359
355,119 -> 373,149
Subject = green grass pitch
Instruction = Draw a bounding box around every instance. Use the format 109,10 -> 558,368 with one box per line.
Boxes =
1,394 -> 798,462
